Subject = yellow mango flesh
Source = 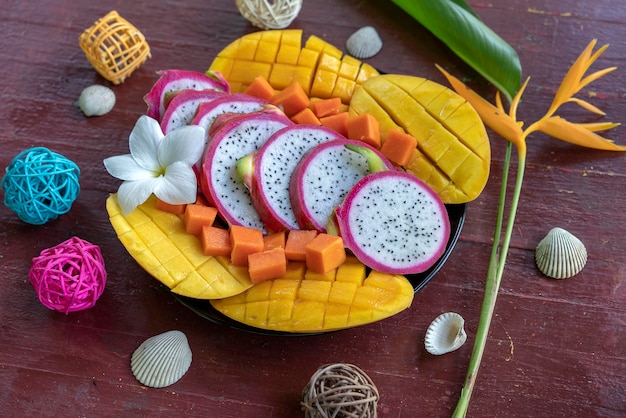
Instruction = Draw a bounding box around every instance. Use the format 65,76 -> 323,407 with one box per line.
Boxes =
210,257 -> 414,333
106,194 -> 253,299
349,74 -> 491,204
209,29 -> 379,104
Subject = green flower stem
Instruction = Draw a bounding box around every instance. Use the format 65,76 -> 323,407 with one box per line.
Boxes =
452,142 -> 527,418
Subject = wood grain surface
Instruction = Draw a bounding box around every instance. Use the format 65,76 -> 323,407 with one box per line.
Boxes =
1,1 -> 624,417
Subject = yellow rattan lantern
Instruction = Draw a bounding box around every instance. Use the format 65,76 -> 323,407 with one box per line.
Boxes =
79,11 -> 151,84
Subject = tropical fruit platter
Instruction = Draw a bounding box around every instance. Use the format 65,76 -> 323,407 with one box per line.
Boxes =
106,29 -> 490,334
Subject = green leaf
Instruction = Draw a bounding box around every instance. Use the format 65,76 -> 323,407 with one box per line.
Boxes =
391,0 -> 521,101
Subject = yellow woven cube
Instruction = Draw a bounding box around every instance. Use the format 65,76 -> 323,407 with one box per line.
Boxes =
79,11 -> 150,84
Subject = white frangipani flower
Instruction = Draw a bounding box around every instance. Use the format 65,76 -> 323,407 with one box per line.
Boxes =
104,115 -> 206,214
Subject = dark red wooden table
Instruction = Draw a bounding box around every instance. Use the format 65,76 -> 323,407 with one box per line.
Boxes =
1,1 -> 624,417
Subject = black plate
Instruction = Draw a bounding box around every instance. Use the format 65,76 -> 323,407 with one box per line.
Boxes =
171,203 -> 466,336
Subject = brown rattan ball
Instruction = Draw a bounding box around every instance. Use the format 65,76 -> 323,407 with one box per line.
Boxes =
301,363 -> 379,418
79,10 -> 151,84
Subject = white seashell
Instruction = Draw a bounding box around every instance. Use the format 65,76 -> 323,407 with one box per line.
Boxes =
131,330 -> 192,388
346,26 -> 383,59
535,227 -> 587,279
424,312 -> 467,355
78,85 -> 116,116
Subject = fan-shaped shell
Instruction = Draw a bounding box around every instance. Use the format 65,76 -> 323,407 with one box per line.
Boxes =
424,312 -> 467,355
346,26 -> 383,59
131,330 -> 192,388
535,227 -> 587,279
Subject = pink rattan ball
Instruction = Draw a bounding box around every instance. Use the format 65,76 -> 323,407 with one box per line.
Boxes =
29,236 -> 107,314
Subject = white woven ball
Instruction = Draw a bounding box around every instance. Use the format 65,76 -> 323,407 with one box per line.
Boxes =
235,0 -> 303,29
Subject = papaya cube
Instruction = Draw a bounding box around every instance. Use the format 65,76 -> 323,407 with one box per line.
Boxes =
305,233 -> 346,274
248,247 -> 288,284
346,113 -> 381,148
230,225 -> 264,266
285,230 -> 318,261
270,81 -> 310,116
380,129 -> 418,166
155,198 -> 186,214
183,204 -> 218,235
320,112 -> 350,137
263,230 -> 286,250
291,107 -> 321,125
200,226 -> 232,257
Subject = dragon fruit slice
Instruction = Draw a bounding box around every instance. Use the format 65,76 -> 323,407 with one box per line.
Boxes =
144,69 -> 230,120
289,140 -> 395,232
238,125 -> 344,232
190,93 -> 268,133
332,170 -> 450,274
160,89 -> 226,134
200,109 -> 293,232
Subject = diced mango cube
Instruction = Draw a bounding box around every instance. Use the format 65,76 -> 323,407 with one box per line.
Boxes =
297,280 -> 332,302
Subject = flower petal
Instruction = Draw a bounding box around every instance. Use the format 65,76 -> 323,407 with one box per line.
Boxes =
103,154 -> 155,181
153,161 -> 198,204
577,121 -> 621,132
117,178 -> 160,215
547,39 -> 597,114
566,97 -> 606,115
158,125 -> 206,166
129,115 -> 164,172
536,116 -> 626,151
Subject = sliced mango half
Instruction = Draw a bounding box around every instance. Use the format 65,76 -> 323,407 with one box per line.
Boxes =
349,74 -> 491,204
106,194 -> 254,299
210,257 -> 414,333
208,29 -> 379,103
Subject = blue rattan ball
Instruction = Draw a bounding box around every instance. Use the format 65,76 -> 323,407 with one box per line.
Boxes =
2,147 -> 81,225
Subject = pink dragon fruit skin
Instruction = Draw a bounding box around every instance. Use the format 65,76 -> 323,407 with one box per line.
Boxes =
240,125 -> 344,232
289,139 -> 395,232
190,93 -> 268,133
144,69 -> 230,120
160,89 -> 226,134
333,170 -> 450,275
200,110 -> 293,232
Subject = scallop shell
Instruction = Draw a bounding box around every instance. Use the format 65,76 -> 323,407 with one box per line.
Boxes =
535,227 -> 587,279
131,330 -> 192,388
424,312 -> 467,355
346,26 -> 383,59
78,85 -> 116,116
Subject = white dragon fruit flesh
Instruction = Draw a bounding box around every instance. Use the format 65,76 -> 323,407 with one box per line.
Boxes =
289,140 -> 394,232
200,109 -> 293,232
190,93 -> 268,137
144,69 -> 230,121
237,125 -> 343,232
331,170 -> 450,274
160,89 -> 226,134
